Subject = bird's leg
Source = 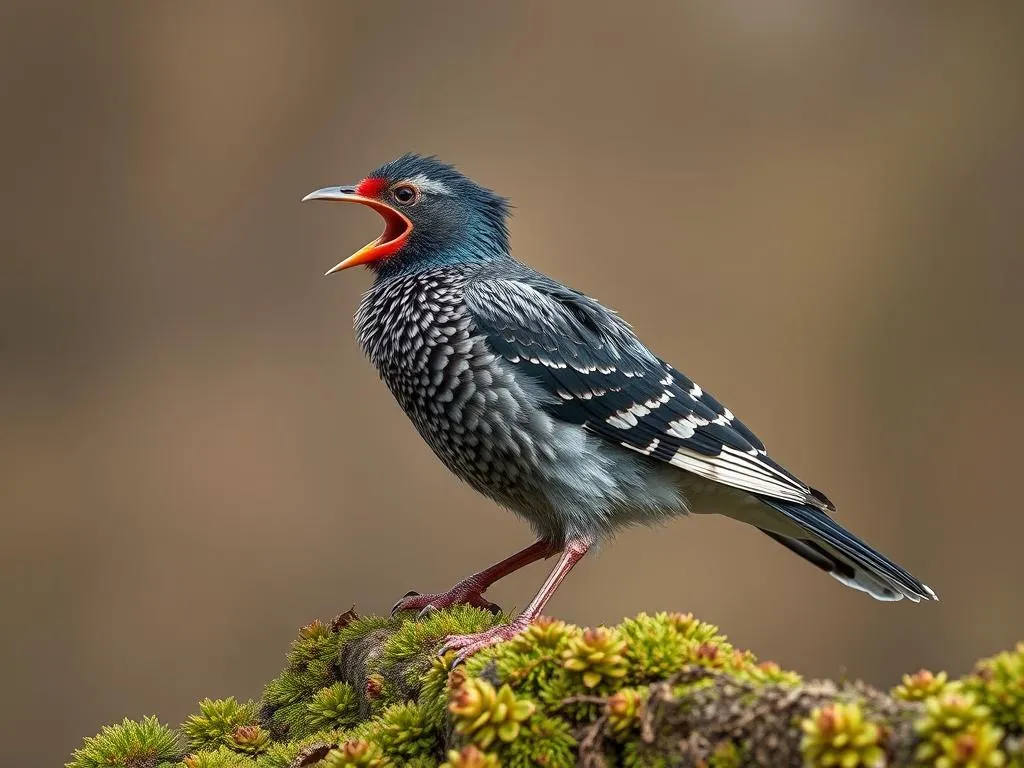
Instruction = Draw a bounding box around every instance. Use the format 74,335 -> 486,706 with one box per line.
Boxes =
391,539 -> 560,617
438,535 -> 592,663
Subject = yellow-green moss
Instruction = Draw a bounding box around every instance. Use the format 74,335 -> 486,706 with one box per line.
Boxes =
562,626 -> 630,690
800,701 -> 886,768
448,677 -> 535,749
68,716 -> 182,768
965,644 -> 1024,733
915,692 -> 1007,767
67,608 -> 1024,768
439,745 -> 500,768
893,670 -> 955,702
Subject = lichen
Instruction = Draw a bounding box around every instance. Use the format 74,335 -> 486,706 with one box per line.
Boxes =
67,607 -> 1024,768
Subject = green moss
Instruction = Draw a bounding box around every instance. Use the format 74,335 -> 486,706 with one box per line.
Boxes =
605,687 -> 646,739
893,670 -> 955,702
306,683 -> 360,732
322,739 -> 390,767
562,626 -> 629,690
68,716 -> 182,768
381,604 -> 507,682
707,740 -> 744,768
182,746 -> 256,768
373,701 -> 438,760
68,607 -> 1024,768
800,701 -> 886,768
439,746 -> 501,767
622,740 -> 672,768
448,677 -> 536,749
181,698 -> 259,751
933,721 -> 1007,767
418,654 -> 457,728
225,725 -> 271,756
916,692 -> 1006,767
501,714 -> 575,768
965,643 -> 1024,734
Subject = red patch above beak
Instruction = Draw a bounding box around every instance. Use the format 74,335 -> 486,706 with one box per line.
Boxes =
355,177 -> 388,198
302,183 -> 413,273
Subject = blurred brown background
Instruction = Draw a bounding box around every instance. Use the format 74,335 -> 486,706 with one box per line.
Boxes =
2,1 -> 1022,765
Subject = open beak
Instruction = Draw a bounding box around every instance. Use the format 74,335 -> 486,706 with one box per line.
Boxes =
301,186 -> 413,274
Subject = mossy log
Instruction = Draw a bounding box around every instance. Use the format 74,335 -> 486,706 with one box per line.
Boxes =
69,604 -> 1024,768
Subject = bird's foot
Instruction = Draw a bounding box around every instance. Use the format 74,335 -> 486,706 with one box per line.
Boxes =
438,618 -> 532,665
390,583 -> 501,619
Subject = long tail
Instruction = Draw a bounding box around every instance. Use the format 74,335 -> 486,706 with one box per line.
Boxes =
755,497 -> 937,602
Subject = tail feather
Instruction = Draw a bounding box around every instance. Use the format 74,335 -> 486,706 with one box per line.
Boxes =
756,497 -> 937,602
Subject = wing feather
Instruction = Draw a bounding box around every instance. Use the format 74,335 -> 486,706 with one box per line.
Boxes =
464,274 -> 831,510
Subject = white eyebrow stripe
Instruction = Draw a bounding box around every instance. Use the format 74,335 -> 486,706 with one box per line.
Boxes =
407,173 -> 452,195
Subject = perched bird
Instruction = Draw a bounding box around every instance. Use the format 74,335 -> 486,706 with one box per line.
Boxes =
303,154 -> 936,660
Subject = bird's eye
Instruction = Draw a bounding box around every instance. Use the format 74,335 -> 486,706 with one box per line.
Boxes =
392,184 -> 419,205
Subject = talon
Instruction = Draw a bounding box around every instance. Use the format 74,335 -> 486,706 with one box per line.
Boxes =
482,599 -> 502,615
389,586 -> 497,617
391,590 -> 423,616
417,604 -> 438,619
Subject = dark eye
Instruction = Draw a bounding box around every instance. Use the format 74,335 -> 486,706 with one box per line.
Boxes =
392,184 -> 418,205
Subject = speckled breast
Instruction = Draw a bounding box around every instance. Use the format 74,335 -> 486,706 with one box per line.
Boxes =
354,269 -> 543,501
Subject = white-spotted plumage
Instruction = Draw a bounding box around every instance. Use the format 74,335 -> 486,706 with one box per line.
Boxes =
338,153 -> 936,605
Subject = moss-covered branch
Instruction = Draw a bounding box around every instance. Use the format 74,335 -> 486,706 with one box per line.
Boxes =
69,605 -> 1024,767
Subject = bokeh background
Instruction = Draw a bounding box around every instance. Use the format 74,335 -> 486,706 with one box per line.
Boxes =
2,1 -> 1023,764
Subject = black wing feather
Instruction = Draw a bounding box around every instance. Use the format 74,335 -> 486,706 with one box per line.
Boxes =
464,273 -> 829,509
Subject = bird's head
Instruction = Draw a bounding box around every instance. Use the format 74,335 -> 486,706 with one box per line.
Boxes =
303,154 -> 510,275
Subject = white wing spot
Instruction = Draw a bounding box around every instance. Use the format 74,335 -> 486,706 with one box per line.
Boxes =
644,391 -> 671,409
689,383 -> 703,399
607,411 -> 638,429
667,419 -> 696,439
626,402 -> 650,418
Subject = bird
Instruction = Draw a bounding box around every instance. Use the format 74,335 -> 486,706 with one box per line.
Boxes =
303,153 -> 936,661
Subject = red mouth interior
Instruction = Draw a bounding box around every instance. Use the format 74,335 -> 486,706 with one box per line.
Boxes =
363,199 -> 412,257
378,207 -> 410,247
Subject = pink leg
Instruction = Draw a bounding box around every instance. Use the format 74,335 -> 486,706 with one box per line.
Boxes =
438,535 -> 593,663
391,539 -> 560,617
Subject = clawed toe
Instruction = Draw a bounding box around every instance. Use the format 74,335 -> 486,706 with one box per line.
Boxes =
438,621 -> 530,665
471,595 -> 503,615
390,586 -> 502,618
390,590 -> 423,616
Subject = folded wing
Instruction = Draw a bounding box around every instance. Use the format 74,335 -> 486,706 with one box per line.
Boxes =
464,273 -> 833,511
